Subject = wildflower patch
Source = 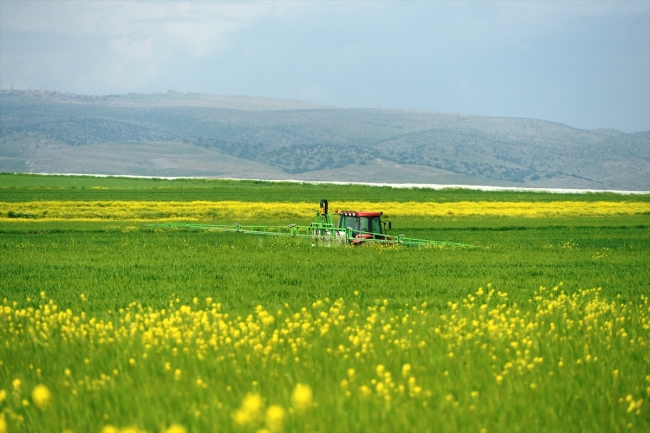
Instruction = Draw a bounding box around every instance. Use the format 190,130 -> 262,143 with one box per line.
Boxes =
1,287 -> 648,432
1,200 -> 649,221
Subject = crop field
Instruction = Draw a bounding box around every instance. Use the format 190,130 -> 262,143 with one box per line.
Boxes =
1,174 -> 649,433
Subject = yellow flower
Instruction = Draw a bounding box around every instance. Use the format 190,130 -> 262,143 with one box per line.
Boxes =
12,379 -> 21,393
402,364 -> 412,378
0,390 -> 5,403
233,409 -> 249,428
243,393 -> 264,413
32,384 -> 52,408
129,358 -> 136,366
233,393 -> 264,427
174,369 -> 182,381
0,415 -> 6,433
80,293 -> 87,302
265,405 -> 286,432
163,424 -> 187,433
291,383 -> 313,413
100,426 -> 119,433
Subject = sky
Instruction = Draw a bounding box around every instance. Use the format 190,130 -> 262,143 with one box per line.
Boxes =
1,1 -> 649,133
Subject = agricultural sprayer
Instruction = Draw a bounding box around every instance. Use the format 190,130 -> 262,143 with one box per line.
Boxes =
147,199 -> 470,247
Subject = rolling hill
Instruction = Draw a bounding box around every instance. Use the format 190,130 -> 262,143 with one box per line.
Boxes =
1,89 -> 648,190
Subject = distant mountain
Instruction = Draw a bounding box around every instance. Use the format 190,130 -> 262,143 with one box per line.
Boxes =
1,89 -> 648,190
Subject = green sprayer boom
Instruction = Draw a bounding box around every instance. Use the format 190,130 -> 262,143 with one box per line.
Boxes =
147,199 -> 470,248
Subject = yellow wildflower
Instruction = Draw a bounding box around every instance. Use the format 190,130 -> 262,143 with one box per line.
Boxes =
233,393 -> 264,427
32,384 -> 52,408
100,426 -> 119,433
243,393 -> 263,413
163,425 -> 187,433
265,405 -> 287,433
291,383 -> 313,413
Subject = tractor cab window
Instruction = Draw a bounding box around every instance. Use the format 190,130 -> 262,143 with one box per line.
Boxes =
369,217 -> 382,235
338,215 -> 382,235
338,215 -> 360,232
359,217 -> 370,233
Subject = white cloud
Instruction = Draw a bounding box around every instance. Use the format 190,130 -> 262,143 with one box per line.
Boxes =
1,0 -> 291,92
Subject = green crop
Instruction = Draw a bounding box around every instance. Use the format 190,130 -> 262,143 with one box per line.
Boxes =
0,174 -> 648,433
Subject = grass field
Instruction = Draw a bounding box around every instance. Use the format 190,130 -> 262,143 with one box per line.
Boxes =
1,174 -> 649,432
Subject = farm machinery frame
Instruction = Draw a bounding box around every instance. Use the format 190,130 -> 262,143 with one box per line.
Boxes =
147,199 -> 470,248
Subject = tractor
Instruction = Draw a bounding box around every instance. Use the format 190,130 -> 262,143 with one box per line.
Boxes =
148,199 -> 469,248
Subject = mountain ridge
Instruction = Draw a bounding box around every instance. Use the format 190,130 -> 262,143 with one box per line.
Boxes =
1,90 -> 648,190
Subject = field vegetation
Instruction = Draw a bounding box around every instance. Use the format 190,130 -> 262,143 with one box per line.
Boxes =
0,174 -> 649,432
2,200 -> 648,222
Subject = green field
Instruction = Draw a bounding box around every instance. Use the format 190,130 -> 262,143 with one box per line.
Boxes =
2,173 -> 648,202
1,174 -> 649,433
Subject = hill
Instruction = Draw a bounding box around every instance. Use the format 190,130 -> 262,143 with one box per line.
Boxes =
1,89 -> 648,190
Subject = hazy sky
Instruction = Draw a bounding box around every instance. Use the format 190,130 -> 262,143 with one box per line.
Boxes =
1,1 -> 649,132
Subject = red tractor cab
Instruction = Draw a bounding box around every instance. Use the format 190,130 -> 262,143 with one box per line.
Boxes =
336,210 -> 391,243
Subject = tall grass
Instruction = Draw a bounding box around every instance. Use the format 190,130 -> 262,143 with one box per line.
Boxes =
1,286 -> 648,432
1,175 -> 648,432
